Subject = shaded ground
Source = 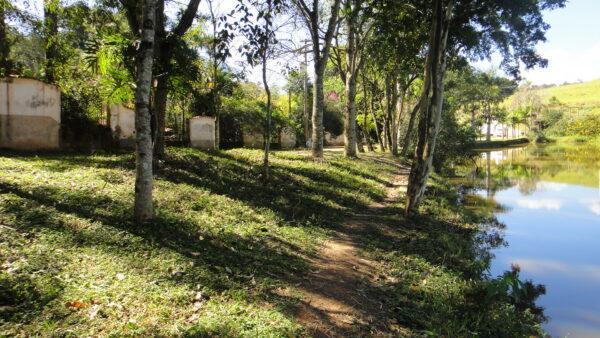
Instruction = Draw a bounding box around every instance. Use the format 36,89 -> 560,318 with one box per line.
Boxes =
0,148 -> 546,337
295,170 -> 410,337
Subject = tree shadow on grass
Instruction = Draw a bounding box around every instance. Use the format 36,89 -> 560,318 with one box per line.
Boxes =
0,181 -> 314,330
0,148 -> 402,335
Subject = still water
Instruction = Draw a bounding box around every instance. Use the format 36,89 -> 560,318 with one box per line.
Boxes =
465,144 -> 600,337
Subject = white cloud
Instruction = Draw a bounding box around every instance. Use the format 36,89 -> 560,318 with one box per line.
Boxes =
536,182 -> 567,192
516,198 -> 563,210
512,258 -> 600,282
521,42 -> 600,85
579,198 -> 600,215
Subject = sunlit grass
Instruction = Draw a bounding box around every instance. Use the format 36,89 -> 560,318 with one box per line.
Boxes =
0,147 -> 397,336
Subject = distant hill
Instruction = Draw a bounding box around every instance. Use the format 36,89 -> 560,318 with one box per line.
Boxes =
534,79 -> 600,108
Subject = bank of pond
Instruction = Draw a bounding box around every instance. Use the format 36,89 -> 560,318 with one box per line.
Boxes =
457,142 -> 600,336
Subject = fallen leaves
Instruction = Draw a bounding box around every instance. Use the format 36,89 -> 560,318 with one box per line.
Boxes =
65,300 -> 87,309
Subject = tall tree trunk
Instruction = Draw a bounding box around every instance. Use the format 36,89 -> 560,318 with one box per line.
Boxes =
342,0 -> 360,158
405,0 -> 453,215
303,60 -> 310,147
486,103 -> 492,141
389,80 -> 400,156
134,0 -> 157,222
262,52 -> 271,179
0,3 -> 11,76
400,100 -> 420,157
261,0 -> 272,179
311,59 -> 325,158
149,0 -> 201,157
384,79 -> 397,154
153,70 -> 168,158
370,90 -> 384,151
297,0 -> 340,159
361,75 -> 374,151
344,71 -> 358,157
43,0 -> 59,83
357,127 -> 365,153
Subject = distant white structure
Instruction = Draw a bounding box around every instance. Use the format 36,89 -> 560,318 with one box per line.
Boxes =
325,132 -> 344,146
280,128 -> 296,149
480,119 -> 528,139
109,104 -> 136,148
0,78 -> 61,150
242,130 -> 264,148
189,116 -> 216,150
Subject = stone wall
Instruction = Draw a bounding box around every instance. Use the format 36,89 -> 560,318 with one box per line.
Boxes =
325,132 -> 344,146
242,131 -> 264,148
189,116 -> 216,150
0,78 -> 61,150
109,104 -> 136,148
280,128 -> 296,149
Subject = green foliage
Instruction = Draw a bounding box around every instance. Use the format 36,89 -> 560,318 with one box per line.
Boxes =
361,177 -> 546,337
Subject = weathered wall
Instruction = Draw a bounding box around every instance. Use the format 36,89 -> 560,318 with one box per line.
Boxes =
325,132 -> 344,146
0,78 -> 61,150
280,129 -> 296,149
242,131 -> 264,148
189,116 -> 216,150
109,104 -> 136,148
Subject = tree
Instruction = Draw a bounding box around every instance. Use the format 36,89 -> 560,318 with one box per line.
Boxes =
133,0 -> 157,222
292,0 -> 342,159
236,0 -> 284,179
43,0 -> 60,83
0,0 -> 12,76
404,0 -> 565,214
405,0 -> 453,214
330,0 -> 372,157
120,0 -> 201,158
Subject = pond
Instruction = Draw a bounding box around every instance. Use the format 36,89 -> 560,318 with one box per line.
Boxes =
462,143 -> 600,337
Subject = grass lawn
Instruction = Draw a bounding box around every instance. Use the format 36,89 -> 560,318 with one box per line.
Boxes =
0,147 -> 397,336
0,147 -> 546,336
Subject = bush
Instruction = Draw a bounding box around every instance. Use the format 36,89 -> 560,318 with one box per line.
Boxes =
549,111 -> 600,137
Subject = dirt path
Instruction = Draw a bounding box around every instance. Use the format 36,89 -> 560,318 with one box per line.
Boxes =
295,167 -> 409,337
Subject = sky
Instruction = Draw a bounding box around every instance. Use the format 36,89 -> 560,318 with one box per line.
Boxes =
14,0 -> 600,87
476,0 -> 600,85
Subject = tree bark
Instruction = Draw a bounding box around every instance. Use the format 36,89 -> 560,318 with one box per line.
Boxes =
400,100 -> 420,157
486,103 -> 492,141
153,70 -> 168,158
295,0 -> 341,159
344,71 -> 358,157
405,0 -> 453,215
134,0 -> 157,222
303,60 -> 310,146
361,74 -> 374,151
342,0 -> 363,158
151,0 -> 201,157
311,60 -> 326,158
262,0 -> 272,180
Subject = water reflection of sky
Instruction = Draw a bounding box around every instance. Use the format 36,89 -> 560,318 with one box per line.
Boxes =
476,148 -> 600,337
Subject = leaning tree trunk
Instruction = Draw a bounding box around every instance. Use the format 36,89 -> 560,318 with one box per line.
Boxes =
405,0 -> 453,215
134,0 -> 157,222
400,100 -> 420,157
